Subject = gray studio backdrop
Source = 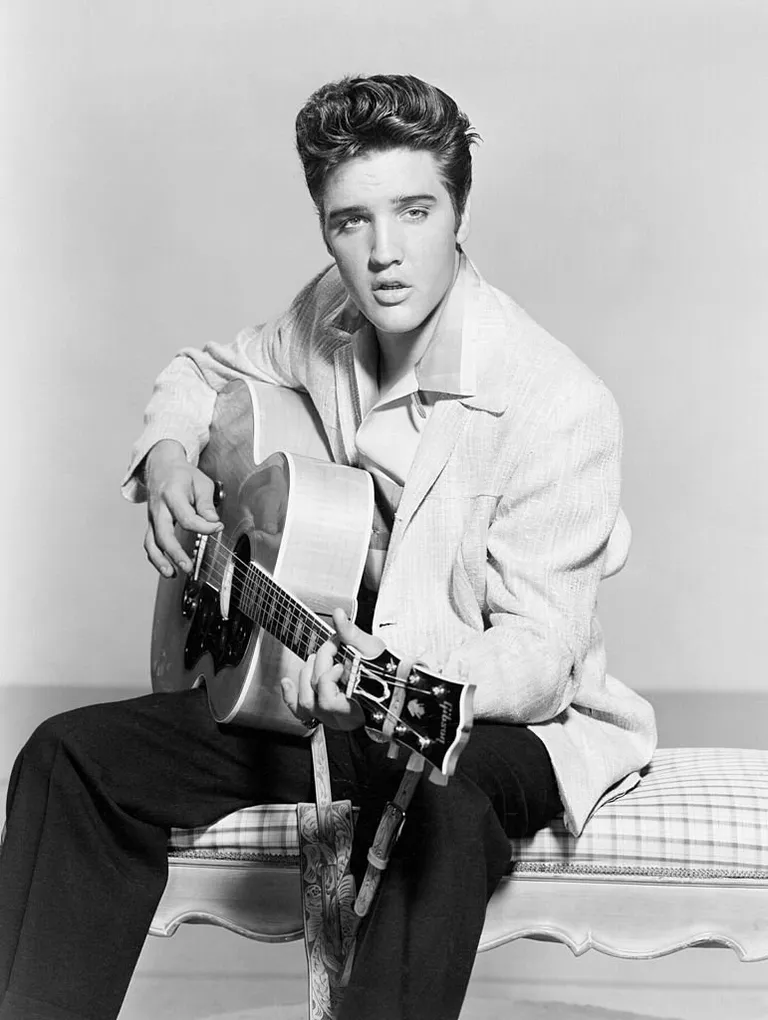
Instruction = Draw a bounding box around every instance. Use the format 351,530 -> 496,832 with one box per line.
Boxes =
2,0 -> 767,778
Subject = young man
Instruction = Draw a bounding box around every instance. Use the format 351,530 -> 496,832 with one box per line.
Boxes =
0,74 -> 656,1020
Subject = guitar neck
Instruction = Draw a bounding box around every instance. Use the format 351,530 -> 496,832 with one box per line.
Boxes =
240,559 -> 350,669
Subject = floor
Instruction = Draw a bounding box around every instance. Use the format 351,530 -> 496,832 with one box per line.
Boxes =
117,924 -> 768,1020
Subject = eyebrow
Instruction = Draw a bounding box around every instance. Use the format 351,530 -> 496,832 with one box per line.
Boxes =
327,193 -> 439,226
394,193 -> 438,207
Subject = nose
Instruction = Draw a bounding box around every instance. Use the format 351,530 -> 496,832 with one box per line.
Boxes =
369,221 -> 403,269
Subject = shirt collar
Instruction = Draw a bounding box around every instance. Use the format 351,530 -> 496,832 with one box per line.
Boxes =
415,251 -> 474,398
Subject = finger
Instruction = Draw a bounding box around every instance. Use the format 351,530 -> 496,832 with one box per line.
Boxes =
296,655 -> 318,716
280,677 -> 300,718
315,665 -> 346,714
314,637 -> 339,678
316,671 -> 365,730
191,474 -> 223,526
143,525 -> 175,577
281,672 -> 319,724
150,502 -> 194,573
165,489 -> 223,536
332,609 -> 384,659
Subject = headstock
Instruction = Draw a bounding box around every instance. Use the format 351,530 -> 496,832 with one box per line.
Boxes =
345,648 -> 475,778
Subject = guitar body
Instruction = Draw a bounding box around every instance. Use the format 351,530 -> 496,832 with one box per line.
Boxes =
151,379 -> 374,735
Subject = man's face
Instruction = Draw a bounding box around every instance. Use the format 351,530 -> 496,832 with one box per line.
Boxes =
321,147 -> 470,343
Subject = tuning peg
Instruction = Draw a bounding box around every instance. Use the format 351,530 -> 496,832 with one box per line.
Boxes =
428,769 -> 449,787
431,684 -> 447,698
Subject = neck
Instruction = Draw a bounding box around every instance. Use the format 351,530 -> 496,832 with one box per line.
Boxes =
375,319 -> 437,391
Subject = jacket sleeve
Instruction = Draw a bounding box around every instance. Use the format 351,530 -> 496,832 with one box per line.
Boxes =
121,268 -> 331,502
442,380 -> 624,724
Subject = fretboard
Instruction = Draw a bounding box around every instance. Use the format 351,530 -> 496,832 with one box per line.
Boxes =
238,559 -> 347,666
199,536 -> 358,674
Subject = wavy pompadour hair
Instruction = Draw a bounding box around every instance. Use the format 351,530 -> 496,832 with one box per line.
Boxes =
295,74 -> 480,225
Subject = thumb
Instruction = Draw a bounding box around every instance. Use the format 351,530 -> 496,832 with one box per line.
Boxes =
332,608 -> 384,659
192,473 -> 221,524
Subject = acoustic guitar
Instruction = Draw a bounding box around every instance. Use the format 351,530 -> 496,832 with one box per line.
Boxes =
151,379 -> 475,779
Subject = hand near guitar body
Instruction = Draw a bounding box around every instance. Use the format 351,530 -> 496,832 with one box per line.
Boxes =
142,439 -> 223,577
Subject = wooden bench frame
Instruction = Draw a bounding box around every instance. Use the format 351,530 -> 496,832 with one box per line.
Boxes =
151,848 -> 768,963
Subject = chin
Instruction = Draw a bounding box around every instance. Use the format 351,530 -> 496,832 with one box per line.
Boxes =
367,306 -> 425,336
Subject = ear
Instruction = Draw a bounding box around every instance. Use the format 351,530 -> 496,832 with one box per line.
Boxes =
456,195 -> 471,245
318,207 -> 334,257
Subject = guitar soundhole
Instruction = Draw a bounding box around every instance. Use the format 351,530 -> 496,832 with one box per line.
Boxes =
182,534 -> 256,673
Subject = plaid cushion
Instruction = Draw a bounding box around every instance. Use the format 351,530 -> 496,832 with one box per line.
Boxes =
510,747 -> 768,880
170,804 -> 302,862
168,747 -> 768,879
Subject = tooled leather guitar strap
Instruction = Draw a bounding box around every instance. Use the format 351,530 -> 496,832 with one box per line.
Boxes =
298,657 -> 429,1016
297,725 -> 356,1020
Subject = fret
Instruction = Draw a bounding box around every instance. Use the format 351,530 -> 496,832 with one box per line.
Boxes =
294,616 -> 306,656
290,610 -> 304,652
305,630 -> 322,656
278,598 -> 289,643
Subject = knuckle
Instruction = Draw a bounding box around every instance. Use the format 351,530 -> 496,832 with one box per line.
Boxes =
317,687 -> 336,713
152,528 -> 173,555
195,471 -> 214,494
173,507 -> 196,529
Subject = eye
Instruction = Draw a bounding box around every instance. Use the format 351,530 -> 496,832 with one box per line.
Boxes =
403,208 -> 428,222
338,215 -> 366,232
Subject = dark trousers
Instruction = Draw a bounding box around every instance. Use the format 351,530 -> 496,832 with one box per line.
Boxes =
0,687 -> 562,1020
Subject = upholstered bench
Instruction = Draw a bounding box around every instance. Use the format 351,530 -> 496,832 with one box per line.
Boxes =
151,746 -> 768,966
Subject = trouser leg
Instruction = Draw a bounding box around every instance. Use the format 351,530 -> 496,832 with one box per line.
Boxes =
0,687 -> 357,1020
339,723 -> 563,1020
0,688 -> 562,1020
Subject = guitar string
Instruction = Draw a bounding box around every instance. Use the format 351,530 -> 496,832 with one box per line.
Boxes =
194,548 -> 439,697
201,534 -> 338,645
180,534 -> 451,748
191,533 -> 407,682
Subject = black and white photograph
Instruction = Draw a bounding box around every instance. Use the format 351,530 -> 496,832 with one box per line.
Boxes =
1,2 -> 766,1018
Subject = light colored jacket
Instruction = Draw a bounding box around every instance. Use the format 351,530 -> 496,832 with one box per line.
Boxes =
124,257 -> 657,834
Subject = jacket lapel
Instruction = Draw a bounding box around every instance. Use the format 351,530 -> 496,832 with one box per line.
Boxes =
382,398 -> 473,575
